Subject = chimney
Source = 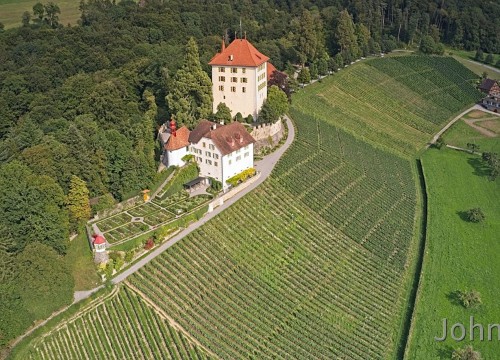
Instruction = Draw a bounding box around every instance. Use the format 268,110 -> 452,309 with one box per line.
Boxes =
221,37 -> 225,52
211,123 -> 217,130
219,120 -> 224,125
229,55 -> 234,61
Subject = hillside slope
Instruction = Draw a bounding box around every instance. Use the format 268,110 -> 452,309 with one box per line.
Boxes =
11,56 -> 482,360
293,56 -> 481,156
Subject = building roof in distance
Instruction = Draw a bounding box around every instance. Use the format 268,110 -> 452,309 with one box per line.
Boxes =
165,126 -> 190,151
267,62 -> 277,81
204,122 -> 255,156
479,78 -> 498,91
209,38 -> 269,67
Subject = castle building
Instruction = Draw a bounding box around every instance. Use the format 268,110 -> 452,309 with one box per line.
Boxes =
162,120 -> 255,190
209,38 -> 270,120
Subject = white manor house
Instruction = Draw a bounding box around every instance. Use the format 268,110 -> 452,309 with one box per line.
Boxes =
160,119 -> 255,190
159,37 -> 281,189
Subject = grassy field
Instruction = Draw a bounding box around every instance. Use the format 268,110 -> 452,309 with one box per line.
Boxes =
66,230 -> 100,291
407,148 -> 500,359
442,110 -> 500,153
0,0 -> 81,29
446,47 -> 500,81
9,56 -> 482,359
294,56 -> 481,156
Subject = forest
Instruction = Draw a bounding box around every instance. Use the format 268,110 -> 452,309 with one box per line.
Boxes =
0,0 -> 499,351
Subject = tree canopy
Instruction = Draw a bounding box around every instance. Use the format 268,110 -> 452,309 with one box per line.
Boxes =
166,37 -> 212,129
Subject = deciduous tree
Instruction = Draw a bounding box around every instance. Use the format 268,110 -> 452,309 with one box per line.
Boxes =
259,85 -> 288,123
67,175 -> 91,227
215,102 -> 232,123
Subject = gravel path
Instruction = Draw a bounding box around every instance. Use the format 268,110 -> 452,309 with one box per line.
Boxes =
429,104 -> 484,146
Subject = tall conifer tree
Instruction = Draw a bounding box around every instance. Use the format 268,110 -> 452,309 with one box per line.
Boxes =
166,38 -> 213,128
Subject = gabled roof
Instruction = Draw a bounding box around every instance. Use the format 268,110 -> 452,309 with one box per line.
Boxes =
204,122 -> 255,156
189,120 -> 220,144
479,78 -> 498,91
165,126 -> 190,151
209,39 -> 269,67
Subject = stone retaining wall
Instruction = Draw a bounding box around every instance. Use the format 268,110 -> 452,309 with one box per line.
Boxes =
251,120 -> 284,152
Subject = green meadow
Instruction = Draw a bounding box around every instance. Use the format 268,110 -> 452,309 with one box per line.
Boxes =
0,0 -> 81,29
407,148 -> 500,359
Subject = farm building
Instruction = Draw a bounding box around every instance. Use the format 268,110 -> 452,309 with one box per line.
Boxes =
160,120 -> 255,189
479,78 -> 500,96
482,95 -> 500,112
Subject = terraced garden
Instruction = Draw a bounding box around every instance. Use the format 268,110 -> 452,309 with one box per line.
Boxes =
93,189 -> 212,245
16,286 -> 213,360
11,56 -> 483,359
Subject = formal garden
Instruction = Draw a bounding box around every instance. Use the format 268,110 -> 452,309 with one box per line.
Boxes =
90,165 -> 213,247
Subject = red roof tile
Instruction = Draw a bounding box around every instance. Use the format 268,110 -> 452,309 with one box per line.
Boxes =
267,62 -> 277,81
205,122 -> 255,156
93,235 -> 106,245
189,120 -> 219,144
165,126 -> 190,151
209,39 -> 269,67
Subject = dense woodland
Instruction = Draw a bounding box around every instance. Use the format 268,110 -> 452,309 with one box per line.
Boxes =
0,0 -> 499,350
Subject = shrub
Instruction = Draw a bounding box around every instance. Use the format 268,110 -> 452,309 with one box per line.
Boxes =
458,290 -> 482,308
452,345 -> 481,360
209,177 -> 222,192
105,260 -> 114,279
108,251 -> 123,262
144,238 -> 154,250
124,250 -> 134,263
234,112 -> 243,123
466,208 -> 485,223
435,136 -> 445,149
153,227 -> 170,244
475,49 -> 484,62
181,154 -> 194,162
114,257 -> 124,271
485,53 -> 494,65
245,114 -> 254,124
226,168 -> 256,187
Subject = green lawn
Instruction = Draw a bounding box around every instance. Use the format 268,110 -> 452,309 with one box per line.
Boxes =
0,0 -> 82,29
65,230 -> 100,291
442,112 -> 500,154
407,148 -> 500,359
446,47 -> 500,81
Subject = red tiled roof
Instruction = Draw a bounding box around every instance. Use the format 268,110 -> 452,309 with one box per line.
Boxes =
205,122 -> 255,156
189,120 -> 218,144
209,39 -> 269,67
165,126 -> 190,151
93,235 -> 106,245
267,62 -> 277,81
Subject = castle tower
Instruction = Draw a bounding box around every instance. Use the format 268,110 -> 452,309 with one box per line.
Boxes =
209,37 -> 269,121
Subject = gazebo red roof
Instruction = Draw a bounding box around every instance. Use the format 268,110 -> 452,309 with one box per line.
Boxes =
93,235 -> 106,245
